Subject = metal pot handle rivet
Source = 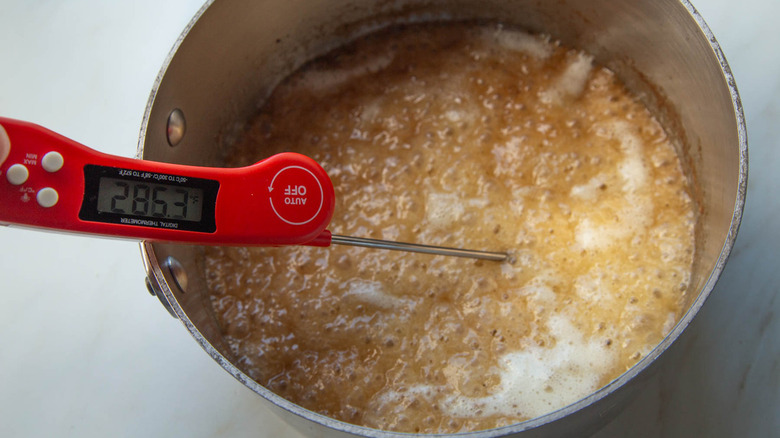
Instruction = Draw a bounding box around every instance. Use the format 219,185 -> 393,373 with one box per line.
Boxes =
166,108 -> 186,146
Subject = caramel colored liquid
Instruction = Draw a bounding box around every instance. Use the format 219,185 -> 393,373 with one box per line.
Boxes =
204,23 -> 695,433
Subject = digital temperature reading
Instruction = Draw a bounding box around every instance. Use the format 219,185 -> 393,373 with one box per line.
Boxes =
96,177 -> 203,222
79,165 -> 219,233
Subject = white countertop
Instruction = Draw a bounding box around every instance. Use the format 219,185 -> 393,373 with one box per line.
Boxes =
0,1 -> 776,437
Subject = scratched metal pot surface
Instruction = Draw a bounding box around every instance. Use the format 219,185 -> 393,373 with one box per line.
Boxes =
139,1 -> 746,437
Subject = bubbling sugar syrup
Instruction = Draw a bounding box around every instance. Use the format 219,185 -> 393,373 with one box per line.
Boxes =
203,22 -> 696,433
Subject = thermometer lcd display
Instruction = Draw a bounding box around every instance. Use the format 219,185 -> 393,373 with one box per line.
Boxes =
79,165 -> 219,233
96,177 -> 203,222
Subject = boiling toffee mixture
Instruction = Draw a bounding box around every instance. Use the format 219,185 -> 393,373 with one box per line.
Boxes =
204,23 -> 695,433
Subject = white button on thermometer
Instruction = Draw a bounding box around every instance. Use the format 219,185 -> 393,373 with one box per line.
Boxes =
0,118 -> 506,261
42,151 -> 64,172
6,164 -> 28,185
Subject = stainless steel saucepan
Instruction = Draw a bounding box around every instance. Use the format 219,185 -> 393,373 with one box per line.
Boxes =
139,1 -> 747,436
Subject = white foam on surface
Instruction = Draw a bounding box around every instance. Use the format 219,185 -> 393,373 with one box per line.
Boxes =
575,218 -> 613,250
360,98 -> 383,123
342,278 -> 413,310
492,136 -> 525,176
609,121 -> 649,193
375,384 -> 437,406
570,176 -> 606,200
574,270 -> 613,304
467,198 -> 490,209
540,52 -> 593,104
517,282 -> 556,304
445,109 -> 464,122
441,99 -> 480,128
574,202 -> 653,250
500,263 -> 517,280
425,192 -> 465,229
439,313 -> 617,420
485,28 -> 554,60
575,120 -> 652,250
369,384 -> 441,421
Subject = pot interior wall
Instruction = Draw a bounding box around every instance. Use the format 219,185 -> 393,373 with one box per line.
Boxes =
141,0 -> 743,434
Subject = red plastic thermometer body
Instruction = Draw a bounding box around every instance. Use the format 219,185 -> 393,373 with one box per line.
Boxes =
0,117 -> 335,247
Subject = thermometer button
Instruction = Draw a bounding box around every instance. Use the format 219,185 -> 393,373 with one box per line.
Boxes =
36,187 -> 59,208
6,164 -> 29,185
269,166 -> 324,226
42,151 -> 64,172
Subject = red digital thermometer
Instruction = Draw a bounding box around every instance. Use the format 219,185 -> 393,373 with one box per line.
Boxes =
0,117 -> 335,247
0,117 -> 507,260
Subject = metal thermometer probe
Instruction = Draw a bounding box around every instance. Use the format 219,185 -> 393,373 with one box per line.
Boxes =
0,118 -> 507,262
